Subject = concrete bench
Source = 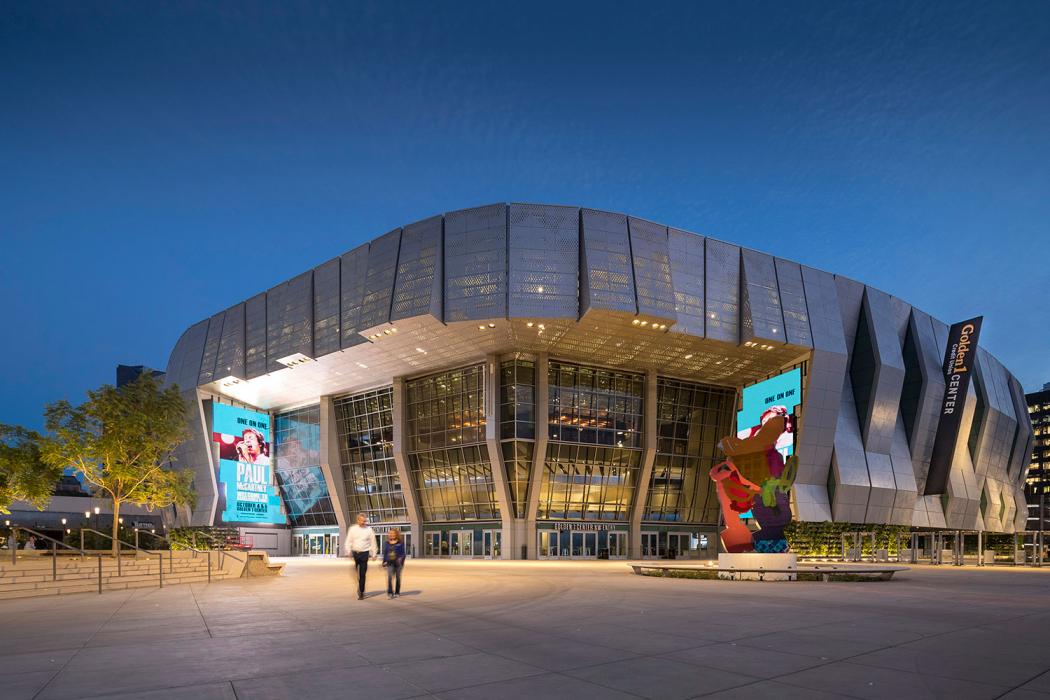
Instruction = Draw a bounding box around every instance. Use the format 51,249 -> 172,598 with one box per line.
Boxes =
630,563 -> 907,581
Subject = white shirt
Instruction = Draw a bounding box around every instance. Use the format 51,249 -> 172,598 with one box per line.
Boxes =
345,524 -> 377,556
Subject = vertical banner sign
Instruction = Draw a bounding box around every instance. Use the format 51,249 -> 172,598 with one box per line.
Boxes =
211,403 -> 286,524
924,317 -> 983,495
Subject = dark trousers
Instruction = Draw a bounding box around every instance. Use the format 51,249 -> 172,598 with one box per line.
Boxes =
352,551 -> 369,595
386,562 -> 402,594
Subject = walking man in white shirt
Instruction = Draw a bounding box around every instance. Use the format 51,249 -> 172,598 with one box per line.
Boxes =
345,513 -> 377,600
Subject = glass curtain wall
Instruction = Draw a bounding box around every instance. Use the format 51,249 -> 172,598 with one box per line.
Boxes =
406,365 -> 500,521
644,378 -> 736,523
500,357 -> 535,518
274,405 -> 338,527
538,361 -> 644,520
333,388 -> 408,524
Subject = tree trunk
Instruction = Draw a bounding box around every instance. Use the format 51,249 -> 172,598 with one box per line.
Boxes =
111,499 -> 121,558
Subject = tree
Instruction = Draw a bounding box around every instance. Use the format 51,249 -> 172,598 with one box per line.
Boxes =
0,424 -> 63,515
39,373 -> 196,556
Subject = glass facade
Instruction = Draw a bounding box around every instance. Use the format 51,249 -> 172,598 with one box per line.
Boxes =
406,365 -> 500,522
334,388 -> 408,524
500,357 -> 535,518
274,405 -> 338,527
538,361 -> 644,520
644,378 -> 736,523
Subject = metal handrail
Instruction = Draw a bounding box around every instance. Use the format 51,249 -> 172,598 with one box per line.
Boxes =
82,528 -> 164,586
5,525 -> 105,594
136,529 -> 249,580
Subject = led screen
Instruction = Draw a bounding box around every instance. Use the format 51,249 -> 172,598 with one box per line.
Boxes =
734,367 -> 802,518
211,403 -> 286,525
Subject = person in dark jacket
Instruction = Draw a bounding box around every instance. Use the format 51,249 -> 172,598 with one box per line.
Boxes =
381,529 -> 406,599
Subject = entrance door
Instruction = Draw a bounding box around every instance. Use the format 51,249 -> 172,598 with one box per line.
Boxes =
668,532 -> 691,559
482,530 -> 501,558
308,534 -> 324,555
450,530 -> 473,557
331,534 -> 339,557
539,530 -> 558,558
608,532 -> 628,558
292,534 -> 304,556
641,532 -> 659,559
425,531 -> 441,557
403,532 -> 412,558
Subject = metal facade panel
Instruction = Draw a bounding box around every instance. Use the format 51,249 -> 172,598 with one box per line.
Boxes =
214,302 -> 245,380
266,270 -> 313,372
667,228 -> 705,337
831,377 -> 872,523
774,258 -> 812,348
392,215 -> 442,322
628,217 -> 676,319
740,248 -> 785,344
508,203 -> 579,319
580,209 -> 635,314
244,293 -> 268,379
340,244 -> 369,349
313,258 -> 341,359
358,228 -> 401,330
165,319 -> 210,391
1007,375 -> 1034,481
197,311 -> 225,386
861,287 -> 906,455
704,239 -> 740,344
888,415 -> 919,525
834,276 -> 865,348
795,266 -> 847,519
905,310 -> 946,492
444,203 -> 507,322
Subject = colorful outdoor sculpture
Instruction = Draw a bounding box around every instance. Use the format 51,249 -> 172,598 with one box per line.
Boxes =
712,406 -> 798,553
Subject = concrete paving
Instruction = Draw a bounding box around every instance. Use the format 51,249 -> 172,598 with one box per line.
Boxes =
4,558 -> 1050,699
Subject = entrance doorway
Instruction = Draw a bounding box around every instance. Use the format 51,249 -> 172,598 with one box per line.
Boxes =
539,529 -> 559,558
449,530 -> 473,557
571,531 -> 597,557
425,531 -> 442,557
641,532 -> 659,558
668,532 -> 692,559
608,531 -> 628,558
482,530 -> 501,558
292,534 -> 304,556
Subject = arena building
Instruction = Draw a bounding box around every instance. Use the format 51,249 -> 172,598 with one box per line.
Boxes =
163,204 -> 1034,559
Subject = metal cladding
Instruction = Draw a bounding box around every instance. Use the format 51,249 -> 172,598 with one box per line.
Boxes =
165,203 -> 1033,533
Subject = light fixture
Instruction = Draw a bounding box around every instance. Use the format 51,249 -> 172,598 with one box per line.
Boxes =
632,319 -> 640,325
538,286 -> 544,294
357,362 -> 368,369
94,506 -> 100,515
488,323 -> 495,328
526,322 -> 534,327
276,353 -> 315,368
383,329 -> 392,335
479,325 -> 487,330
659,324 -> 667,330
390,327 -> 397,333
416,347 -> 427,354
84,511 -> 90,519
640,321 -> 648,326
684,354 -> 693,360
61,518 -> 66,525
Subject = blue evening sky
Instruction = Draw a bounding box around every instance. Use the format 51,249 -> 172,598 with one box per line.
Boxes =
2,1 -> 1048,429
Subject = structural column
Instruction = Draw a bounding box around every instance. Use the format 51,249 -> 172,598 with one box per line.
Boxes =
484,354 -> 516,558
524,353 -> 549,559
391,377 -> 424,557
629,369 -> 658,559
318,395 -> 350,550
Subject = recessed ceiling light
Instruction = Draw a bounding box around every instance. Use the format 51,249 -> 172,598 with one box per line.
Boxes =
538,286 -> 544,293
390,327 -> 397,333
640,321 -> 648,326
527,322 -> 534,327
659,324 -> 667,330
488,323 -> 495,328
632,319 -> 640,325
357,363 -> 368,369
416,347 -> 426,354
684,354 -> 693,360
479,325 -> 487,330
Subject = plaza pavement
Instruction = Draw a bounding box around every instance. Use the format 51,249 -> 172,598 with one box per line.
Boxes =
3,558 -> 1050,700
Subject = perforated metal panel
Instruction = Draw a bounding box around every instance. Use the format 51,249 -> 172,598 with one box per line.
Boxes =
392,215 -> 442,322
340,243 -> 369,349
580,209 -> 635,314
244,293 -> 268,379
444,203 -> 507,322
313,258 -> 341,359
628,217 -> 675,319
704,239 -> 740,344
358,228 -> 401,331
667,228 -> 705,337
774,258 -> 811,348
214,303 -> 245,380
508,203 -> 578,319
266,271 -> 313,372
197,311 -> 226,385
741,249 -> 785,344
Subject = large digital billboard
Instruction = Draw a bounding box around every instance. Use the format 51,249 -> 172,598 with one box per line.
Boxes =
211,403 -> 286,525
736,367 -> 802,460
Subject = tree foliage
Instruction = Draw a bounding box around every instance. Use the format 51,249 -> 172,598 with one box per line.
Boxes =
0,424 -> 64,514
39,374 -> 196,553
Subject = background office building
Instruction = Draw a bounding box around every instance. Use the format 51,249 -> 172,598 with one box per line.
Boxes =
163,204 -> 1035,559
1025,384 -> 1050,530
